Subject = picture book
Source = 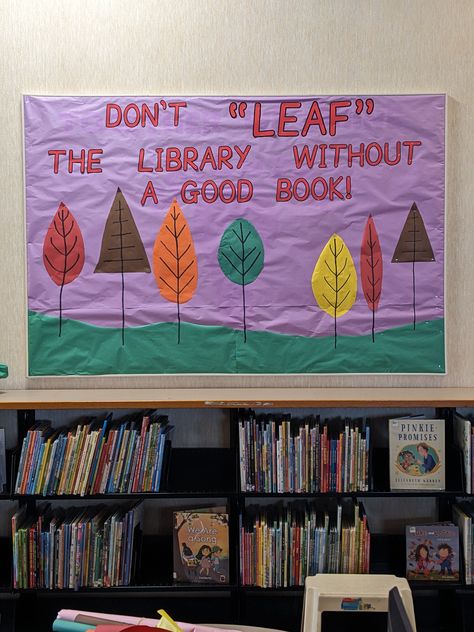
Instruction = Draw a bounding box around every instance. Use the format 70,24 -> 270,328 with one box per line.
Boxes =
173,508 -> 229,584
406,523 -> 459,581
239,413 -> 370,493
240,499 -> 370,587
0,428 -> 5,492
453,502 -> 473,585
389,418 -> 445,490
453,413 -> 472,493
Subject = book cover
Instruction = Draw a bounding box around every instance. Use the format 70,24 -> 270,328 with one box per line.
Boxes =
454,413 -> 472,493
0,428 -> 5,491
173,509 -> 229,584
389,418 -> 445,490
406,523 -> 459,581
453,503 -> 472,584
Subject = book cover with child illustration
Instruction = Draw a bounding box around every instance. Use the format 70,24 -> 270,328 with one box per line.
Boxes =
389,418 -> 445,490
406,524 -> 459,581
173,508 -> 229,584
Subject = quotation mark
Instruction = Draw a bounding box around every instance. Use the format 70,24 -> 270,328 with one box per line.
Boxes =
229,102 -> 247,119
355,98 -> 374,115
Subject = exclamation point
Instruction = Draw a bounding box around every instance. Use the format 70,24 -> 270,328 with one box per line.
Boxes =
346,176 -> 352,199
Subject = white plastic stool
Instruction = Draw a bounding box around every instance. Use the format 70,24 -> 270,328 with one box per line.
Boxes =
301,574 -> 416,631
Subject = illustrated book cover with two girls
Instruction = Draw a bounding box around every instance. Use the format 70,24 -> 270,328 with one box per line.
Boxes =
406,523 -> 459,581
173,508 -> 229,584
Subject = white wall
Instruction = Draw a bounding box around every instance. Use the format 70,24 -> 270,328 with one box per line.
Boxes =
0,0 -> 473,390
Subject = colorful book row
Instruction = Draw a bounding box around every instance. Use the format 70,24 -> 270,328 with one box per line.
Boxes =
240,500 -> 370,587
14,412 -> 172,496
12,502 -> 141,589
238,414 -> 370,493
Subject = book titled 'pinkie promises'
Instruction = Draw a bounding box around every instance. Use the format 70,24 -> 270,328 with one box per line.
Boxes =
389,418 -> 445,490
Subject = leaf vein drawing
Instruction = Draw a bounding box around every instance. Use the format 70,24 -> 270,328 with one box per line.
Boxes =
43,202 -> 85,336
229,245 -> 241,260
336,274 -> 351,293
179,261 -> 195,279
244,252 -> 261,276
312,233 -> 357,348
221,252 -> 242,275
43,254 -> 63,274
180,275 -> 196,293
324,277 -> 337,293
159,276 -> 177,294
153,199 -> 198,343
324,260 -> 336,276
159,257 -> 180,279
218,218 -> 264,342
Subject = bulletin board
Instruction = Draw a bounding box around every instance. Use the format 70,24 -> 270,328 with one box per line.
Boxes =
24,94 -> 445,375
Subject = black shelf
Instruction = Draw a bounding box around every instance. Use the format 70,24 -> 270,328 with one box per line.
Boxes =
242,490 -> 467,498
4,400 -> 474,632
242,586 -> 304,595
11,491 -> 236,500
16,584 -> 238,594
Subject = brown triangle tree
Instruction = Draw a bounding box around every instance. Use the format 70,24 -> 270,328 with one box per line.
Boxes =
95,188 -> 150,344
391,202 -> 435,329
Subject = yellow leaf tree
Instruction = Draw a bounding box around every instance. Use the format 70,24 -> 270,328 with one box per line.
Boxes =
312,233 -> 357,348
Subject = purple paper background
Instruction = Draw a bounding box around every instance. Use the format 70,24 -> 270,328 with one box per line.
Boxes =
24,95 -> 445,338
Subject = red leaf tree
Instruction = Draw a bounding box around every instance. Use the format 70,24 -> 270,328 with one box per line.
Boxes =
360,215 -> 383,342
43,202 -> 85,336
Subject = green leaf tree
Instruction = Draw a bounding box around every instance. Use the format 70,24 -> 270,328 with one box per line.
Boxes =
218,218 -> 264,342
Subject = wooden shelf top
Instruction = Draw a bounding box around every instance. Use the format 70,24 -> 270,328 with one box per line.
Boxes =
0,387 -> 473,409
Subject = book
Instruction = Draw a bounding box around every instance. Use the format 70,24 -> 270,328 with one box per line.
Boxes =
14,413 -> 172,496
453,502 -> 472,584
389,417 -> 445,490
406,523 -> 459,581
239,413 -> 370,493
173,508 -> 229,584
0,428 -> 6,492
454,413 -> 472,493
11,502 -> 142,589
240,500 -> 370,587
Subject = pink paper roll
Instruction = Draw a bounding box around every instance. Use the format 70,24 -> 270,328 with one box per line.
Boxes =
57,611 -> 241,632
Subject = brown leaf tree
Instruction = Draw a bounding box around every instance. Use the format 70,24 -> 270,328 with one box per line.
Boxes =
391,202 -> 435,329
95,188 -> 150,344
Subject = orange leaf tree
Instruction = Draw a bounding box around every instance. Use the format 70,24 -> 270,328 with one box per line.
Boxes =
153,199 -> 198,343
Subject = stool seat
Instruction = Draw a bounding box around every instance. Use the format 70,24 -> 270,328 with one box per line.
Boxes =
301,574 -> 416,631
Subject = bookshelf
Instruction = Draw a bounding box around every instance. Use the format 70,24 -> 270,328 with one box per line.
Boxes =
1,388 -> 474,632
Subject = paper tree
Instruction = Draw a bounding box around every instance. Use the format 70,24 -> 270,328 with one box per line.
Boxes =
360,215 -> 383,342
95,188 -> 150,344
153,199 -> 198,343
218,218 -> 264,342
312,233 -> 357,348
392,202 -> 435,329
43,202 -> 85,336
